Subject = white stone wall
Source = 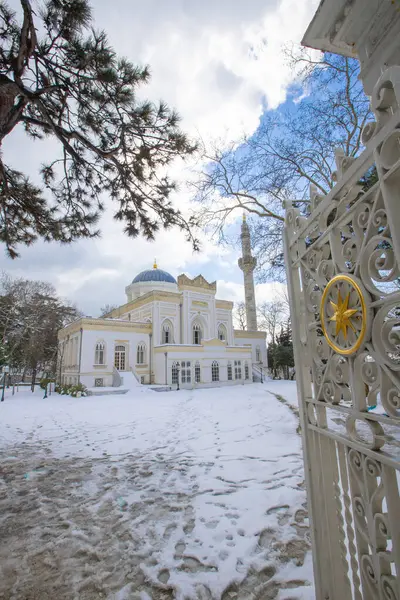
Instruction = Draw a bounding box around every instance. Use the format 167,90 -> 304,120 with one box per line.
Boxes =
77,328 -> 150,388
233,334 -> 267,367
154,345 -> 252,388
125,280 -> 178,302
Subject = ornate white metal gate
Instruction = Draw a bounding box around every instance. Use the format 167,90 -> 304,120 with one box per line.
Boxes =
284,67 -> 400,600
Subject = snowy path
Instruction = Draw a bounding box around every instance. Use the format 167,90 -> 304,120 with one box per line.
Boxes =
0,383 -> 313,600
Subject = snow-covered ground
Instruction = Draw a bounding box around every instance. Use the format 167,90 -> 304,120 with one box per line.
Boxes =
0,381 -> 313,600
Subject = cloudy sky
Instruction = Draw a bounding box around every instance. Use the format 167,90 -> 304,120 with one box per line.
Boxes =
2,0 -> 320,315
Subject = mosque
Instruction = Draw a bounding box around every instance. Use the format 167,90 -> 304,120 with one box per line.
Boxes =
58,217 -> 267,389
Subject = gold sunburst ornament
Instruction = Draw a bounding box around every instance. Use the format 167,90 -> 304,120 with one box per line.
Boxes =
320,275 -> 368,356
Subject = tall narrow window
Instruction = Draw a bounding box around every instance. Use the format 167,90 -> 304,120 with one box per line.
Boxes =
218,324 -> 227,341
172,361 -> 179,384
193,322 -> 202,345
162,320 -> 173,344
114,345 -> 126,371
212,361 -> 219,382
95,342 -> 105,365
181,361 -> 191,383
227,361 -> 233,381
136,343 -> 145,364
256,346 -> 261,362
234,360 -> 242,380
245,361 -> 249,380
195,361 -> 201,383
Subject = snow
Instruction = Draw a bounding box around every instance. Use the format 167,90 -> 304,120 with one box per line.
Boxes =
0,381 -> 314,599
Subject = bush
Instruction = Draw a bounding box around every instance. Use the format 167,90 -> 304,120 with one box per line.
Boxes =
55,382 -> 88,397
69,383 -> 88,397
40,377 -> 55,390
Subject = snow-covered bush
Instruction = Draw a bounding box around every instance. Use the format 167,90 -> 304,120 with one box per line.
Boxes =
56,383 -> 88,397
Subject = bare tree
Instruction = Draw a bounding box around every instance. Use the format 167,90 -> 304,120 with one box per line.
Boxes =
257,299 -> 287,344
100,304 -> 118,317
0,273 -> 81,384
233,301 -> 246,330
191,51 -> 373,281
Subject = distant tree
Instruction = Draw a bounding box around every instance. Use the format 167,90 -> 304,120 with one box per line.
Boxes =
233,301 -> 246,330
100,303 -> 118,317
268,322 -> 294,379
0,273 -> 80,386
257,299 -> 286,344
0,0 -> 198,258
191,51 -> 372,281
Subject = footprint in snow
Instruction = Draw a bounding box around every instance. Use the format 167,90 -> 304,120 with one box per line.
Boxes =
158,569 -> 170,584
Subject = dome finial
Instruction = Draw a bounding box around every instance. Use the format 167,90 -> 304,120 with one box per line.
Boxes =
153,258 -> 157,269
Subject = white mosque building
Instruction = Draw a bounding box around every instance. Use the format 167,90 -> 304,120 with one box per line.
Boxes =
58,217 -> 267,389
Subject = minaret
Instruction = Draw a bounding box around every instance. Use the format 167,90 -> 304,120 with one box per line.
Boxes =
238,214 -> 258,330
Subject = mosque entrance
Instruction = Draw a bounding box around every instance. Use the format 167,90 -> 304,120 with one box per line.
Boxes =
114,345 -> 126,371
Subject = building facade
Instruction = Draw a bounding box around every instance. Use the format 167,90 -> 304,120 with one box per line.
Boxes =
58,267 -> 267,390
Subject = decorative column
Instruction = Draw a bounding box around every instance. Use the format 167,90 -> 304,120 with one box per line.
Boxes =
238,214 -> 257,330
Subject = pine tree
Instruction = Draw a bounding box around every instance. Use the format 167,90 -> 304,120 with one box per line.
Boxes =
0,0 -> 198,257
269,322 -> 294,379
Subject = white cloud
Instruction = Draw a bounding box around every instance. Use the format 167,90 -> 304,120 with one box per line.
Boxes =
91,0 -> 320,141
1,0 -> 320,313
217,279 -> 287,305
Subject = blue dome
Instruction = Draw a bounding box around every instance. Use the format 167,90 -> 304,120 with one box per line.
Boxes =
132,268 -> 176,284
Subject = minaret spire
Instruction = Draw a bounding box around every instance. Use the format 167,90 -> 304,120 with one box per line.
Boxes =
238,214 -> 258,330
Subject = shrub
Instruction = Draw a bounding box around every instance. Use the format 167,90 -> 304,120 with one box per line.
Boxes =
40,377 -> 55,390
55,382 -> 88,397
69,383 -> 88,397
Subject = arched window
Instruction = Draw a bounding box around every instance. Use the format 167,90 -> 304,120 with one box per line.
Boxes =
227,361 -> 233,381
172,361 -> 179,385
234,360 -> 242,380
114,345 -> 126,371
136,342 -> 146,364
256,346 -> 261,362
193,322 -> 202,345
218,324 -> 227,341
162,320 -> 173,344
195,361 -> 201,383
95,341 -> 105,365
245,361 -> 250,380
212,360 -> 219,382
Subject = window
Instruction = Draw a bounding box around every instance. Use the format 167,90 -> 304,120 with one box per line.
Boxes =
227,361 -> 233,381
193,322 -> 202,345
256,346 -> 261,362
136,343 -> 145,364
95,378 -> 104,387
218,324 -> 227,341
181,361 -> 191,384
195,361 -> 201,383
172,361 -> 179,385
211,361 -> 219,382
234,360 -> 242,380
245,361 -> 249,380
95,342 -> 105,365
162,320 -> 173,344
114,345 -> 126,371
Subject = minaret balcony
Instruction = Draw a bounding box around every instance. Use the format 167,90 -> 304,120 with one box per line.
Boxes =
238,257 -> 257,271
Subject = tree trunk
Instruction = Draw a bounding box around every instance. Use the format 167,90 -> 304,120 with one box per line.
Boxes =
31,367 -> 36,392
0,80 -> 19,141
